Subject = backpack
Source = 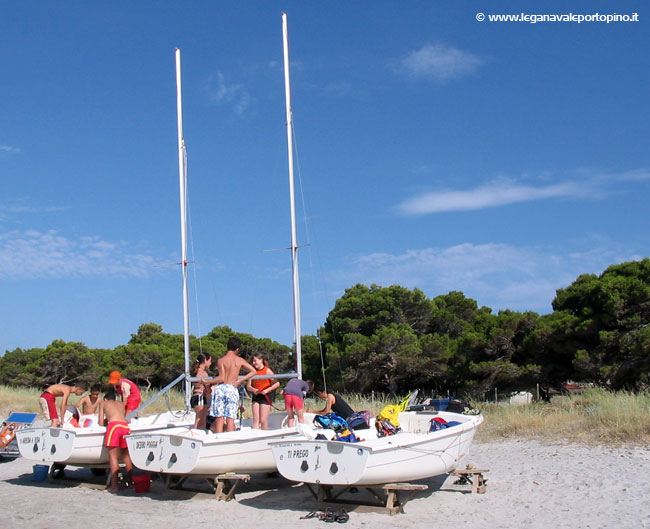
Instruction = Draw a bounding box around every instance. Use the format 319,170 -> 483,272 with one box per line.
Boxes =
376,418 -> 401,437
347,410 -> 371,430
313,413 -> 359,443
313,413 -> 348,433
334,427 -> 359,443
376,405 -> 401,428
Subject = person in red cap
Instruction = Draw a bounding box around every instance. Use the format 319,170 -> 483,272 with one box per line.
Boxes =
107,371 -> 141,419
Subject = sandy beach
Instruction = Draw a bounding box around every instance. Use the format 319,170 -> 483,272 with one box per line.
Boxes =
2,440 -> 649,529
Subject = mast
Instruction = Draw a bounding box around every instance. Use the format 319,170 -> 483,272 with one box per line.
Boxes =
282,13 -> 302,378
175,48 -> 192,409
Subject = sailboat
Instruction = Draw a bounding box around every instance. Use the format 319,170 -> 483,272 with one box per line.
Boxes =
124,13 -> 313,477
271,409 -> 483,486
15,49 -> 198,468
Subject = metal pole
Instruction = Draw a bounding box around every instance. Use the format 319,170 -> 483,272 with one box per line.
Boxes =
281,13 -> 302,378
175,49 -> 192,410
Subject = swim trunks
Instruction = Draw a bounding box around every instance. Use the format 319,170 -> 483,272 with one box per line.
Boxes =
283,393 -> 304,411
104,421 -> 130,449
39,391 -> 58,420
190,395 -> 205,408
210,384 -> 239,419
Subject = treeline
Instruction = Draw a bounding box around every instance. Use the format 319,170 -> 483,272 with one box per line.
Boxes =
2,259 -> 650,397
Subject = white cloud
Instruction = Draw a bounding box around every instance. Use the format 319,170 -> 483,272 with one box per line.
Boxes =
338,241 -> 636,314
393,43 -> 483,81
0,229 -> 156,279
0,145 -> 20,154
396,169 -> 650,215
206,72 -> 251,116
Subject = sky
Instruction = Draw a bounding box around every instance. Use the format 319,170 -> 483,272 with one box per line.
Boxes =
1,1 -> 648,354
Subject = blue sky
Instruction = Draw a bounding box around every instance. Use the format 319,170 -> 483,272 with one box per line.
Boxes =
1,1 -> 648,354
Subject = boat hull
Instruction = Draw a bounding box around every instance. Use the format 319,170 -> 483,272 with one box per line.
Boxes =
126,412 -> 317,475
126,427 -> 304,475
16,411 -> 194,467
271,411 -> 483,486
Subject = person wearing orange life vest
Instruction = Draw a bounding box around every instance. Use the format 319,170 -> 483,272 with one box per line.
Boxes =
245,354 -> 280,430
107,371 -> 141,419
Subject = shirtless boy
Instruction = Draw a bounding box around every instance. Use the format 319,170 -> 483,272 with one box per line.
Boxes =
76,384 -> 101,415
39,382 -> 88,427
98,389 -> 133,493
206,336 -> 256,433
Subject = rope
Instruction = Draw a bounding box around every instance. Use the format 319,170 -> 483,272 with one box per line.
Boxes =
184,146 -> 204,354
263,392 -> 286,411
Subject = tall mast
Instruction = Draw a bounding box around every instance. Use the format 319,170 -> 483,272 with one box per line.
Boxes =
175,48 -> 192,409
282,13 -> 302,378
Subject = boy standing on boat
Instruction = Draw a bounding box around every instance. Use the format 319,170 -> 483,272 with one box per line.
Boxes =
107,371 -> 142,418
208,336 -> 256,433
98,389 -> 133,494
39,382 -> 88,427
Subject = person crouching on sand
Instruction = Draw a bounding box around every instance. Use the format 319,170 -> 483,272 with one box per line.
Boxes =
39,382 -> 88,427
98,388 -> 133,494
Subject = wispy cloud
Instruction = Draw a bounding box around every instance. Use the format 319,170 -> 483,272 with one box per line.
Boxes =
392,43 -> 483,82
206,72 -> 251,116
1,204 -> 66,215
396,169 -> 650,215
0,230 -> 157,279
337,241 -> 638,314
0,144 -> 20,154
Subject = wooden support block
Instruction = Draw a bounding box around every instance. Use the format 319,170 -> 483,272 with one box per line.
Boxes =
313,482 -> 428,515
213,473 -> 250,501
380,482 -> 429,514
381,482 -> 429,492
451,466 -> 489,494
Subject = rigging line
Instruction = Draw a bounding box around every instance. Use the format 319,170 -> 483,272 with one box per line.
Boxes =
183,146 -> 203,354
291,121 -> 344,392
316,329 -> 327,394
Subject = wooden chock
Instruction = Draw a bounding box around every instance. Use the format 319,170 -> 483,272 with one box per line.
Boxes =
451,464 -> 489,494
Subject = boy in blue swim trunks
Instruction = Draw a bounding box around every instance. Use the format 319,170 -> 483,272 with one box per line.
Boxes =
208,336 -> 256,433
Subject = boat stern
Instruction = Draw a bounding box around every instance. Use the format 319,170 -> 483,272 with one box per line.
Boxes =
271,439 -> 370,485
126,432 -> 202,474
16,427 -> 78,463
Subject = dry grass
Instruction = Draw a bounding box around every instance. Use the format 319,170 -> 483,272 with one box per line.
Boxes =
474,388 -> 650,445
3,385 -> 648,446
0,385 -> 188,419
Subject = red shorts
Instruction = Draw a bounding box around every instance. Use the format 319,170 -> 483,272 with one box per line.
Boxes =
125,396 -> 140,414
283,394 -> 304,411
105,421 -> 130,449
39,392 -> 58,420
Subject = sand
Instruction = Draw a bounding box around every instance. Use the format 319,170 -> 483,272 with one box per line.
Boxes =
2,440 -> 649,529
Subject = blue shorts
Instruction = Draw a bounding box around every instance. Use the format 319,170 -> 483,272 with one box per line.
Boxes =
210,384 -> 239,419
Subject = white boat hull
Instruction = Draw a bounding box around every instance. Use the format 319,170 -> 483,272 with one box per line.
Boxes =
126,413 -> 315,475
16,411 -> 195,466
271,411 -> 483,486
